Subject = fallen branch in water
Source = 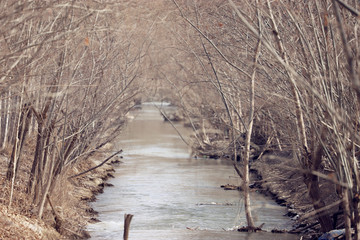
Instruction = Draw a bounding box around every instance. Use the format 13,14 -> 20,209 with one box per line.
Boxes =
68,150 -> 123,179
153,103 -> 189,146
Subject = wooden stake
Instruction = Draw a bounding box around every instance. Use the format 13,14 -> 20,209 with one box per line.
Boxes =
123,214 -> 133,240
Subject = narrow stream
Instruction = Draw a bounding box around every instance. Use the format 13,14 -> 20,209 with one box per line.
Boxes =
87,102 -> 299,240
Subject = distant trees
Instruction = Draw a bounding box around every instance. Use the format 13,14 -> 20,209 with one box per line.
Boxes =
171,0 -> 360,237
0,0 -> 146,218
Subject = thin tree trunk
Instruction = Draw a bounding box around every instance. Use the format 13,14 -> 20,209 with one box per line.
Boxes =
354,185 -> 360,240
6,82 -> 28,206
15,105 -> 31,174
1,88 -> 11,149
38,135 -> 57,219
242,36 -> 261,230
6,103 -> 31,180
34,123 -> 53,205
304,130 -> 333,232
305,173 -> 333,232
8,135 -> 18,207
8,88 -> 26,207
267,110 -> 282,151
264,0 -> 334,232
27,120 -> 44,195
264,0 -> 309,154
8,95 -> 19,145
342,190 -> 352,240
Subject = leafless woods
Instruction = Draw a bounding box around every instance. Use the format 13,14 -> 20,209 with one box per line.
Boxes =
169,0 -> 360,238
0,0 -> 146,220
1,0 -> 360,239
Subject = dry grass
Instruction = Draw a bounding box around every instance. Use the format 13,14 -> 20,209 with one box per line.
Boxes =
0,137 -> 117,239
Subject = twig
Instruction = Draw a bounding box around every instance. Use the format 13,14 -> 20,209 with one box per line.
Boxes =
154,104 -> 189,146
298,199 -> 344,222
332,0 -> 360,102
335,0 -> 359,17
291,221 -> 320,233
233,163 -> 243,179
46,194 -> 63,233
68,150 -> 122,179
171,0 -> 251,79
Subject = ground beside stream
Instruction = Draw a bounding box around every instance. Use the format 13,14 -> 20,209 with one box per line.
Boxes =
0,140 -> 120,239
250,153 -> 340,239
0,117 -> 339,240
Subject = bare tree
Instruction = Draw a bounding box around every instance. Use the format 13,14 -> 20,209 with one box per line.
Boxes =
0,0 -> 146,222
171,0 -> 360,237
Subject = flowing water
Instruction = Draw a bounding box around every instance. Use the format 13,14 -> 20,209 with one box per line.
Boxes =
87,103 -> 299,240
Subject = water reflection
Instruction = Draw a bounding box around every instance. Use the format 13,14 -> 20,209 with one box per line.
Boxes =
87,103 -> 298,240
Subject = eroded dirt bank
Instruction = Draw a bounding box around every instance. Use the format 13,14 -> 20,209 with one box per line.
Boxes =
0,141 -> 121,239
185,150 -> 335,239
178,107 -> 338,240
250,153 -> 340,239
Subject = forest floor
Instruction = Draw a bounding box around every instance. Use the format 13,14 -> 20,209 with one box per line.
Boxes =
0,140 -> 121,239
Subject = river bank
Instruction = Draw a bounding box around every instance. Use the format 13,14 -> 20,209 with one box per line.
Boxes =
0,141 -> 121,239
251,153 -> 341,239
0,104 -> 317,240
169,106 -> 333,239
250,155 -> 318,238
87,104 -> 299,240
188,131 -> 338,239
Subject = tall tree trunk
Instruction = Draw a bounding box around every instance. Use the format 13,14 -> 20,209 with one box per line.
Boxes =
33,124 -> 53,205
8,95 -> 19,145
265,0 -> 333,231
342,190 -> 352,240
6,103 -> 31,180
27,120 -> 44,196
304,132 -> 333,232
7,91 -> 26,206
305,173 -> 333,232
1,88 -> 11,149
38,134 -> 57,219
242,36 -> 261,230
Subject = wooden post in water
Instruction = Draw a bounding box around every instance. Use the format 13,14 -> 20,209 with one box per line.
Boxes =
123,214 -> 133,240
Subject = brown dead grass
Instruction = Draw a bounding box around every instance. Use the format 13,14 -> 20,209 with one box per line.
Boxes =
0,138 -> 117,239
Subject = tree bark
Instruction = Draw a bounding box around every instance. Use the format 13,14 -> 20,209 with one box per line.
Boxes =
305,173 -> 333,232
27,120 -> 44,195
6,103 -> 31,180
304,135 -> 333,232
1,89 -> 11,149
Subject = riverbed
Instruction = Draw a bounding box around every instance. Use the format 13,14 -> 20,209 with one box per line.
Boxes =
87,102 -> 299,240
